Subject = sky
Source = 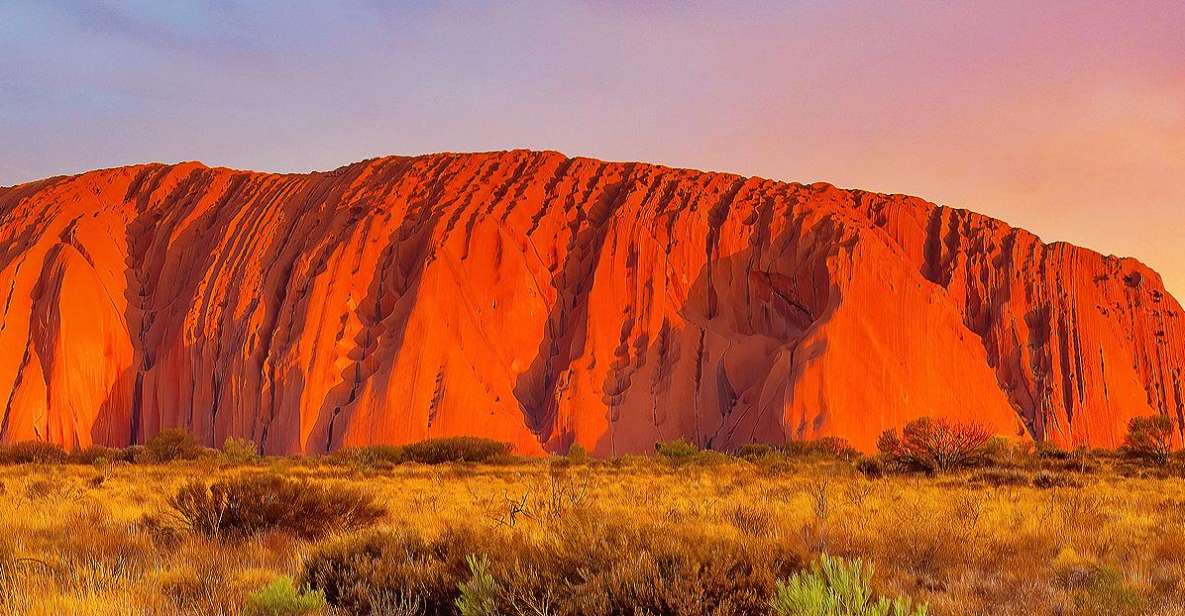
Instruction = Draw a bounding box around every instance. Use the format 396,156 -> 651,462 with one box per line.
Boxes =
2,0 -> 1183,297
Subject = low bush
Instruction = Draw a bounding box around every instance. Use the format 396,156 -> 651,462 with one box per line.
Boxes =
855,457 -> 886,479
302,517 -> 801,616
1123,415 -> 1174,465
655,437 -> 701,462
1035,440 -> 1070,460
877,417 -> 992,473
1033,471 -> 1082,489
980,437 -> 1023,468
770,555 -> 927,616
167,474 -> 385,540
735,443 -> 776,460
221,437 -> 260,465
969,469 -> 1030,487
783,437 -> 858,461
339,444 -> 406,466
244,577 -> 327,616
401,437 -> 512,464
0,440 -> 67,464
146,428 -> 203,462
566,442 -> 589,464
68,445 -> 123,465
124,444 -> 153,463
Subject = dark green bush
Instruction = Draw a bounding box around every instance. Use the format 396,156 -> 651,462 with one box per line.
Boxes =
124,444 -> 152,463
1036,440 -> 1070,460
782,437 -> 858,460
1123,415 -> 1174,465
68,445 -> 124,465
734,443 -> 775,460
877,417 -> 992,473
401,437 -> 513,464
566,443 -> 589,464
220,437 -> 260,465
970,469 -> 1030,487
331,444 -> 407,468
0,440 -> 67,464
146,428 -> 202,462
655,437 -> 700,461
302,517 -> 801,616
167,474 -> 385,540
1033,471 -> 1082,489
855,456 -> 886,479
243,576 -> 327,616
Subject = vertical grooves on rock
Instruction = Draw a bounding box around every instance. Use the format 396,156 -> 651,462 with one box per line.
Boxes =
2,151 -> 1183,454
514,162 -> 636,448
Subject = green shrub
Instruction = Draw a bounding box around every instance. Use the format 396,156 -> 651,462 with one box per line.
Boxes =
783,437 -> 858,460
221,437 -> 260,465
735,443 -> 775,460
1035,440 -> 1070,460
401,437 -> 512,464
1070,565 -> 1145,616
167,474 -> 385,540
124,444 -> 152,464
877,417 -> 992,473
566,442 -> 589,464
980,437 -> 1021,467
302,527 -> 481,614
244,576 -> 327,616
655,437 -> 700,461
333,444 -> 407,468
0,440 -> 67,464
1123,415 -> 1174,465
855,457 -> 885,479
68,445 -> 123,465
970,469 -> 1030,487
770,555 -> 927,616
1033,471 -> 1082,489
456,555 -> 499,616
145,428 -> 202,462
303,517 -> 800,615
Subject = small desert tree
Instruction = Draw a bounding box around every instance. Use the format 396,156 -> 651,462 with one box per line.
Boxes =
145,428 -> 202,462
1123,415 -> 1174,465
878,417 -> 992,473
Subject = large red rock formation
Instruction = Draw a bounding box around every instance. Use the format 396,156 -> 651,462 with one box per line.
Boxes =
0,151 -> 1180,454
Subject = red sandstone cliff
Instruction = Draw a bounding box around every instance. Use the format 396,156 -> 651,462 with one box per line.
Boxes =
0,151 -> 1180,454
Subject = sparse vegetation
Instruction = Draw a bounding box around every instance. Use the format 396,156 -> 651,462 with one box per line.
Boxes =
402,436 -> 514,464
243,577 -> 327,616
145,428 -> 203,462
0,440 -> 68,464
1123,415 -> 1174,465
221,437 -> 260,465
877,417 -> 992,473
166,473 -> 385,540
0,434 -> 1182,614
770,555 -> 927,616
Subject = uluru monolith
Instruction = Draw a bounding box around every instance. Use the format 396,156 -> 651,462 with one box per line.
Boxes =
0,150 -> 1180,454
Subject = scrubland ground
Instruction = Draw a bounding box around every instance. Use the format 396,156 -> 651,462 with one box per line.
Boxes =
2,450 -> 1185,615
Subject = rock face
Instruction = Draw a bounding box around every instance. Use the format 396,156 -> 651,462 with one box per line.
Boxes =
0,151 -> 1181,454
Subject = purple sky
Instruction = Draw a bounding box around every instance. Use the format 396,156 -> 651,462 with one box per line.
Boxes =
2,1 -> 1183,296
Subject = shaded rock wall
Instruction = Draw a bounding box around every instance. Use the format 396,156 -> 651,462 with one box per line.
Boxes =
0,151 -> 1179,453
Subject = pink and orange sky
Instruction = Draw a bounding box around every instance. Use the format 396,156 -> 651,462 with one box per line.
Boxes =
2,1 -> 1183,296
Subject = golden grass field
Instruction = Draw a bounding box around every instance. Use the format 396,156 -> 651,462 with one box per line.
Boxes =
2,444 -> 1185,615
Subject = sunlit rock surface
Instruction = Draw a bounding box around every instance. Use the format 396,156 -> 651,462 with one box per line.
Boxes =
0,151 -> 1180,453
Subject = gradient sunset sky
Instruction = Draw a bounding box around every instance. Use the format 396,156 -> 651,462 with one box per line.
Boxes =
2,1 -> 1183,296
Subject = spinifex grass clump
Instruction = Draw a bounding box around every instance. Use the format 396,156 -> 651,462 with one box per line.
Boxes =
167,474 -> 385,540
